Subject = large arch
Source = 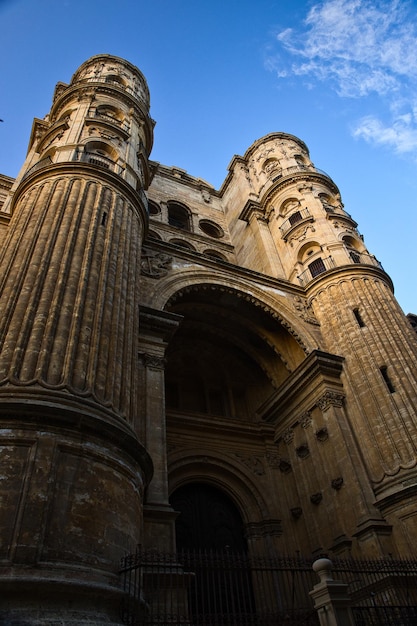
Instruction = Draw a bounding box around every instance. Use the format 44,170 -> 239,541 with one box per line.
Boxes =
145,267 -> 319,355
161,281 -> 309,556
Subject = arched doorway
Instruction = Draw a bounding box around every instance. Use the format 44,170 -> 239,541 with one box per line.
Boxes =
170,483 -> 247,552
170,483 -> 254,621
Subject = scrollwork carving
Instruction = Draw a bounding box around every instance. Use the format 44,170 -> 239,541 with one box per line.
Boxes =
300,412 -> 312,429
283,428 -> 294,445
138,353 -> 166,370
235,454 -> 265,476
293,296 -> 320,326
317,391 -> 345,412
141,248 -> 172,279
265,453 -> 281,469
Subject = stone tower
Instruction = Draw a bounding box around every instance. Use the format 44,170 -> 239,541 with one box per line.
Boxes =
221,134 -> 417,555
1,55 -> 417,624
0,55 -> 154,624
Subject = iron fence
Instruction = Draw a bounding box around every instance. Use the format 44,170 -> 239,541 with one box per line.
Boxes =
119,550 -> 417,626
120,549 -> 319,626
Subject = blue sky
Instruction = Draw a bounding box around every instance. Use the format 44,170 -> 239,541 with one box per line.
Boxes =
0,0 -> 416,314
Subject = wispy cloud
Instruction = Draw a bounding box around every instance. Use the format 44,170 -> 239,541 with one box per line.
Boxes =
267,0 -> 417,155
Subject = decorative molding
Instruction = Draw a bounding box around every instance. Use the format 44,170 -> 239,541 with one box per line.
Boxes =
265,453 -> 281,469
283,428 -> 294,445
317,391 -> 345,412
245,519 -> 282,539
138,353 -> 166,370
300,412 -> 312,429
235,454 -> 265,476
287,222 -> 315,246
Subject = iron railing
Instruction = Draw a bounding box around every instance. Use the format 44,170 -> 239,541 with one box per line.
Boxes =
272,165 -> 333,183
120,549 -> 319,626
348,249 -> 384,270
280,208 -> 313,237
120,550 -> 417,626
297,256 -> 335,286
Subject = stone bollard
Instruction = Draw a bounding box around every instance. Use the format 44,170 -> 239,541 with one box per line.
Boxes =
309,558 -> 355,626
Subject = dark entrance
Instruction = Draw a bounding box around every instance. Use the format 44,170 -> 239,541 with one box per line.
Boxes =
170,483 -> 247,552
170,483 -> 255,624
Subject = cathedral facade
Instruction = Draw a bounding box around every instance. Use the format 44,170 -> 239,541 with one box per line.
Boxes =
0,54 -> 417,623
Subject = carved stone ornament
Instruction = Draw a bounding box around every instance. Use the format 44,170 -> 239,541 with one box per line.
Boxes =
235,454 -> 265,476
310,493 -> 323,505
296,444 -> 310,459
278,459 -> 292,474
331,477 -> 344,491
315,427 -> 329,442
245,520 -> 282,539
283,428 -> 294,445
291,507 -> 303,519
300,412 -> 312,429
317,391 -> 345,412
265,453 -> 281,469
288,223 -> 315,245
138,353 -> 166,370
141,248 -> 172,279
201,188 -> 211,203
293,296 -> 320,326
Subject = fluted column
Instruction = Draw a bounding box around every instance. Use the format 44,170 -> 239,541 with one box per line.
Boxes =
310,276 -> 417,482
0,173 -> 144,424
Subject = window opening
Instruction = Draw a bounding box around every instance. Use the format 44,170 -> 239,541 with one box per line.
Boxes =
168,203 -> 190,230
380,366 -> 395,393
289,211 -> 303,226
353,308 -> 365,327
349,250 -> 361,263
308,257 -> 326,278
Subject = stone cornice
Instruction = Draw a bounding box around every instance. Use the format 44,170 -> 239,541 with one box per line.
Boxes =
142,237 -> 306,300
257,350 -> 344,427
306,264 -> 394,298
139,305 -> 183,343
0,391 -> 153,484
260,170 -> 340,206
12,161 -> 149,235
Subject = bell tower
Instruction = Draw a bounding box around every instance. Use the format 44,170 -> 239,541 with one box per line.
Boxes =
226,132 -> 417,554
0,55 -> 154,624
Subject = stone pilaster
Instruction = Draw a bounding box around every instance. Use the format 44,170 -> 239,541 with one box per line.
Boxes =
139,306 -> 182,551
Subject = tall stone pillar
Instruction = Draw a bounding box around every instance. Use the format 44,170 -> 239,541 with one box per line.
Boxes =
0,55 -> 154,624
138,306 -> 183,552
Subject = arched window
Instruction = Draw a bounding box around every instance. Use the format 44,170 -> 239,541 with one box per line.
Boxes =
203,250 -> 227,261
169,239 -> 196,251
148,200 -> 161,215
105,74 -> 126,87
83,141 -> 118,170
167,202 -> 191,230
95,104 -> 124,125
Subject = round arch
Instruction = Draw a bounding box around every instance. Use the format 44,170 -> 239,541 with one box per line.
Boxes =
145,267 -> 318,356
168,450 -> 272,527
